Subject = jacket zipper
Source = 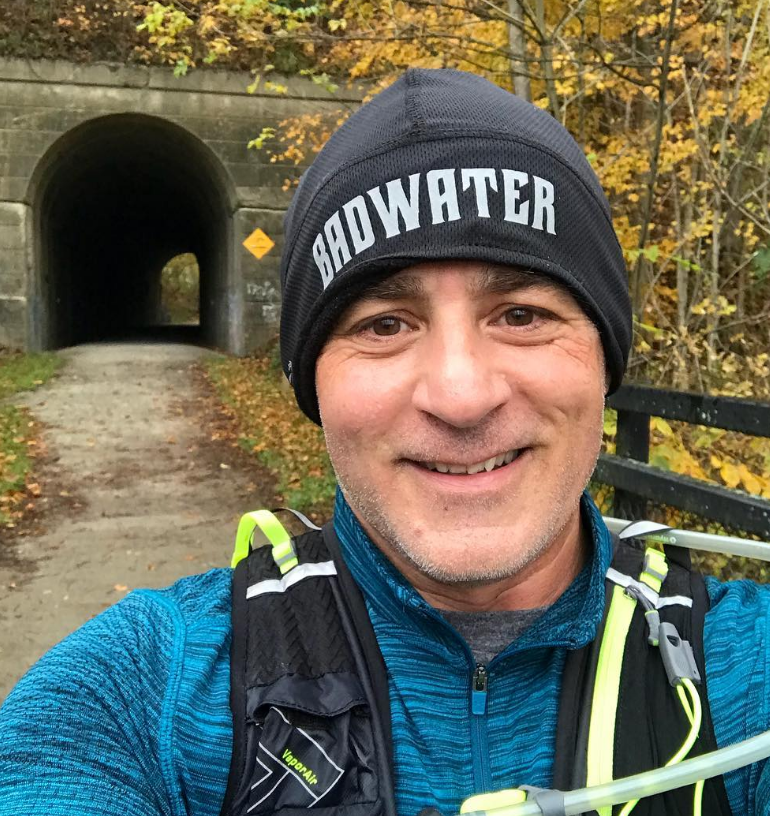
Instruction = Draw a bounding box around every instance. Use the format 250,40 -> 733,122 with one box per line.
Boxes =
470,663 -> 492,793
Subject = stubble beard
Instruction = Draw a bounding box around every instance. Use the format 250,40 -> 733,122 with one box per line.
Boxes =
326,414 -> 604,588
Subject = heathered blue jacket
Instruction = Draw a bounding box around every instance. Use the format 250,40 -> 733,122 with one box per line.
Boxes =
1,490 -> 769,815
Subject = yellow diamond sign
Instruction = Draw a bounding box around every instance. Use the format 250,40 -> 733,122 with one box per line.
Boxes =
243,228 -> 275,260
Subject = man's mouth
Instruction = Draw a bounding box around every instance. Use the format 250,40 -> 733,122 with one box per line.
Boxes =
413,448 -> 522,475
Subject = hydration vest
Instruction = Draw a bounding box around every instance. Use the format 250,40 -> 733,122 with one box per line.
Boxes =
219,512 -> 733,816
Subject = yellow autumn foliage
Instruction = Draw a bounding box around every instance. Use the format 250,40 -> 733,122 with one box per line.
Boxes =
133,0 -> 770,400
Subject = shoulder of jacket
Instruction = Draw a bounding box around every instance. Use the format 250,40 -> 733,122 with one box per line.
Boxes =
704,574 -> 770,615
132,566 -> 233,620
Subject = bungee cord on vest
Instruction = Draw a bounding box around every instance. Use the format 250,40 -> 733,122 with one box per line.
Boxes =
454,520 -> 770,816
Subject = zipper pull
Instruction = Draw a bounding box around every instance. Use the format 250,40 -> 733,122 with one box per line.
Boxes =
471,664 -> 488,715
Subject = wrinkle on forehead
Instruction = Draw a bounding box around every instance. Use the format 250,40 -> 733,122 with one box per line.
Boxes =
358,263 -> 563,304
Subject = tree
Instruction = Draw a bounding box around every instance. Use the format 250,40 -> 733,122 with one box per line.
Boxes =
135,0 -> 770,398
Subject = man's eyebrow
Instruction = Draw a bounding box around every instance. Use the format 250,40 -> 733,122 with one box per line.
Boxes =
359,274 -> 426,302
471,266 -> 560,297
357,266 -> 560,303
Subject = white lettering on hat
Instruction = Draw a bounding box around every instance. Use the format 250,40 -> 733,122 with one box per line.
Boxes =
324,211 -> 352,273
426,169 -> 460,225
502,169 -> 529,225
461,168 -> 497,218
343,196 -> 375,253
367,174 -> 421,238
313,167 -> 557,289
532,176 -> 556,235
312,233 -> 335,287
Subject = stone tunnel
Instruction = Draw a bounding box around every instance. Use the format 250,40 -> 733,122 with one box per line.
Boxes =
0,58 -> 359,355
32,113 -> 233,349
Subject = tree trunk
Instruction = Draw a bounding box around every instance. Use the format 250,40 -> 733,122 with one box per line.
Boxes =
673,156 -> 696,390
707,189 -> 722,374
629,0 -> 680,316
534,0 -> 560,118
507,0 -> 531,102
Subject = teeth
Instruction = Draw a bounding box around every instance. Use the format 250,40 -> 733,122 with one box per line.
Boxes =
423,449 -> 521,475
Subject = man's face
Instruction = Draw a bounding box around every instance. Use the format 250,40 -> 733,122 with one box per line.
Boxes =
316,261 -> 606,590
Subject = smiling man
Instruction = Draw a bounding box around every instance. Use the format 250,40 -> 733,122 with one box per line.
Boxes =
2,68 -> 769,816
316,262 -> 603,609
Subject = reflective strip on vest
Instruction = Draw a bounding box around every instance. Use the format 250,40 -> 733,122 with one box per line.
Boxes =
246,561 -> 338,599
606,567 -> 692,609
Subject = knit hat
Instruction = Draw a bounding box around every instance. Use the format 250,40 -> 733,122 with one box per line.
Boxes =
279,68 -> 632,425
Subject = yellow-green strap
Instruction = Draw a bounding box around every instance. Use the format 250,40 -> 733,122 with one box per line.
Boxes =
586,584 -> 638,816
639,547 -> 668,593
587,547 -> 672,816
460,789 -> 527,813
231,509 -> 298,574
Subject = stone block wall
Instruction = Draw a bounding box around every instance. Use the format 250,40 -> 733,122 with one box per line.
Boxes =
0,57 -> 359,354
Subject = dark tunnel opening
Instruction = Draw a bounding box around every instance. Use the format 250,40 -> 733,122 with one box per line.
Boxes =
31,114 -> 233,350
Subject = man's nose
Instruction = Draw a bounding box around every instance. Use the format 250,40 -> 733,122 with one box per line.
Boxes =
411,326 -> 511,428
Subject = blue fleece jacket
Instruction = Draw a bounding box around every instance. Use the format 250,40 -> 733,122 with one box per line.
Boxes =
0,491 -> 768,815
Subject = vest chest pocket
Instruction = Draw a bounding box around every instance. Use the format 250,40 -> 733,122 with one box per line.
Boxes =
236,674 -> 380,815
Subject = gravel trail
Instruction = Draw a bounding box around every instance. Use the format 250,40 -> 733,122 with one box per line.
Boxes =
0,343 -> 265,700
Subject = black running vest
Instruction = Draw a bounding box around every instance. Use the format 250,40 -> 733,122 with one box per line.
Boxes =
220,522 -> 733,816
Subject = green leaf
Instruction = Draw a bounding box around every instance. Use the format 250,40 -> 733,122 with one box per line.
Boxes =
752,246 -> 770,282
264,80 -> 288,94
247,127 -> 277,150
637,321 -> 664,337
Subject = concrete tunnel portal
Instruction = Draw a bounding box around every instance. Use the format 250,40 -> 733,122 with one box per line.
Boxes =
30,114 -> 235,350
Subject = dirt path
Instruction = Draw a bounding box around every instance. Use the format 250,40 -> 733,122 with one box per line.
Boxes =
0,343 -> 266,701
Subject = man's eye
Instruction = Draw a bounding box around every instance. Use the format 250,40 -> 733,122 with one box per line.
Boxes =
504,307 -> 535,327
367,317 -> 405,336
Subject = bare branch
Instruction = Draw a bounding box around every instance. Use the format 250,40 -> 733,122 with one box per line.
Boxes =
630,0 -> 680,313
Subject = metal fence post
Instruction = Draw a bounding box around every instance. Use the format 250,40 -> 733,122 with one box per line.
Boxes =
613,409 -> 650,520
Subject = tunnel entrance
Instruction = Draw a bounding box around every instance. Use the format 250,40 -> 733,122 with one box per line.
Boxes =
29,114 -> 235,350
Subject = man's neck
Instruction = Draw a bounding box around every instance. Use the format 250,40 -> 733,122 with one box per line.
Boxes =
374,511 -> 589,613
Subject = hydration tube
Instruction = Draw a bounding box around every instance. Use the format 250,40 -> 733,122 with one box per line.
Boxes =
455,518 -> 770,816
603,517 -> 770,561
456,729 -> 770,816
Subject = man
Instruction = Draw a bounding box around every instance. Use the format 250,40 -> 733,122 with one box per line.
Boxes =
0,68 -> 767,816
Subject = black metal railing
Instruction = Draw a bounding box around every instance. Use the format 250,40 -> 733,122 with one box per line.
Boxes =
594,384 -> 770,538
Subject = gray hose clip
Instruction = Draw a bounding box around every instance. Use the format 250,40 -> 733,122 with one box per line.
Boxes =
519,786 -> 566,816
659,621 -> 701,687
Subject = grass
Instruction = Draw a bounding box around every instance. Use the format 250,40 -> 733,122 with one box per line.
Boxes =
0,350 -> 60,401
0,406 -> 30,491
205,347 -> 336,521
0,350 -> 61,527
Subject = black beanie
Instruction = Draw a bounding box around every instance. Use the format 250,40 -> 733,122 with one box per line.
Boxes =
279,68 -> 632,425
